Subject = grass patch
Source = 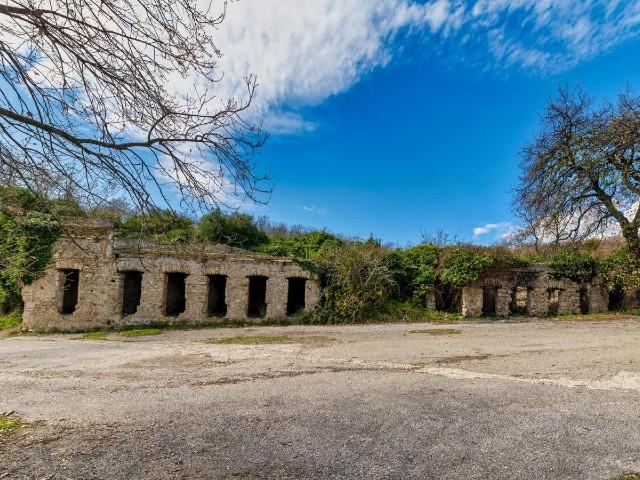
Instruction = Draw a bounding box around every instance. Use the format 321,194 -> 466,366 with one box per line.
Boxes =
119,328 -> 161,337
616,474 -> 640,480
553,311 -> 640,322
76,331 -> 109,340
408,328 -> 462,335
0,415 -> 24,433
0,310 -> 22,330
207,334 -> 292,345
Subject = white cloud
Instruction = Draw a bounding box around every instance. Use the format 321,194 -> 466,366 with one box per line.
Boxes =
207,0 -> 460,133
473,221 -> 515,238
300,205 -> 328,215
201,0 -> 640,135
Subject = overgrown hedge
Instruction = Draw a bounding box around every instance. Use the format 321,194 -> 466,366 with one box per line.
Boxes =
3,187 -> 639,323
0,189 -> 68,313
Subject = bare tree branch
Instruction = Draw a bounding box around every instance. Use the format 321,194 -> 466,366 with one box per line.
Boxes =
0,0 -> 270,214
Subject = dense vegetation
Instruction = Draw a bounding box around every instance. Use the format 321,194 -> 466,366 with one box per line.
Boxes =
2,187 -> 640,325
0,188 -> 80,314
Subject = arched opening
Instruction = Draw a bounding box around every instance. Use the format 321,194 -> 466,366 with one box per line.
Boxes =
548,288 -> 561,315
59,269 -> 80,315
608,285 -> 624,311
435,283 -> 461,313
509,286 -> 528,315
579,288 -> 589,314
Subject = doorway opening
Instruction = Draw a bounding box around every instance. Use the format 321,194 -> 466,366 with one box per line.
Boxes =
482,286 -> 498,316
122,271 -> 143,315
165,273 -> 187,316
247,276 -> 268,318
287,278 -> 306,315
59,269 -> 80,315
207,275 -> 227,317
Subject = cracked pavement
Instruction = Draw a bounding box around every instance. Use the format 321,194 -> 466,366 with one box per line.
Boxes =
1,319 -> 640,479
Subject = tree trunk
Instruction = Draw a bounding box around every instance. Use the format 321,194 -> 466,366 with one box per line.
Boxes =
621,225 -> 640,259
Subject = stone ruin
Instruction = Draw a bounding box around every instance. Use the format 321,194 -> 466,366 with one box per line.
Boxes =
407,264 -> 631,319
21,220 -> 321,332
20,220 -> 637,332
458,264 -> 612,318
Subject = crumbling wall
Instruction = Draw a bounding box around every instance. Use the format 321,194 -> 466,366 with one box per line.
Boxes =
587,285 -> 609,314
22,226 -> 320,332
460,264 -> 600,319
461,286 -> 483,318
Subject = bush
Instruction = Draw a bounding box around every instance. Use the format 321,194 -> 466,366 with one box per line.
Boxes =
312,240 -> 398,323
598,247 -> 640,292
0,189 -> 62,312
198,209 -> 269,249
392,244 -> 440,305
549,249 -> 597,283
257,231 -> 343,259
120,211 -> 195,244
439,248 -> 493,287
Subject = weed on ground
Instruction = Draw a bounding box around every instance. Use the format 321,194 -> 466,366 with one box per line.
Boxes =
0,311 -> 22,331
0,415 -> 23,433
119,328 -> 162,337
407,328 -> 462,335
553,311 -> 640,322
75,331 -> 109,340
207,335 -> 293,345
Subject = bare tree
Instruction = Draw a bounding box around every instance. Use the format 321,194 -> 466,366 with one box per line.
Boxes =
515,86 -> 640,256
0,0 -> 268,213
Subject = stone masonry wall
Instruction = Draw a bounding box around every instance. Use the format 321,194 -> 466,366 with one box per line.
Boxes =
22,224 -> 320,332
461,264 -> 603,318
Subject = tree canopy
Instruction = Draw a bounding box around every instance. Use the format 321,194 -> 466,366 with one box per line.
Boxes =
515,87 -> 640,256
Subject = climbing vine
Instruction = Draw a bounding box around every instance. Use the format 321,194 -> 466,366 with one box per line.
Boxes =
549,250 -> 597,284
0,189 -> 63,313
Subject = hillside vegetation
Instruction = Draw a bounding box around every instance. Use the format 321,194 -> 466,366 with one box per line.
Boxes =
1,188 -> 638,324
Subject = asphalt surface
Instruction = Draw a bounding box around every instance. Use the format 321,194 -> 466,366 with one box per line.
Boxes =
1,318 -> 640,479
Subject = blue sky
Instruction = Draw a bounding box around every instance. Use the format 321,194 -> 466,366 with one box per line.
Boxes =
210,0 -> 640,246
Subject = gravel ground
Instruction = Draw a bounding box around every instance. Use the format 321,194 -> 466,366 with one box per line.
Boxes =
1,318 -> 640,479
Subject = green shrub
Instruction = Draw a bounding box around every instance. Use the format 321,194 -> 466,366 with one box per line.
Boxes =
120,211 -> 195,244
549,249 -> 597,283
198,209 -> 269,249
439,248 -> 493,287
257,231 -> 343,259
598,247 -> 640,292
312,240 -> 398,323
393,244 -> 440,305
0,189 -> 62,312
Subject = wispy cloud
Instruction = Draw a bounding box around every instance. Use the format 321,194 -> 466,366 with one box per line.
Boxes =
203,0 -> 640,134
473,221 -> 515,239
299,205 -> 328,215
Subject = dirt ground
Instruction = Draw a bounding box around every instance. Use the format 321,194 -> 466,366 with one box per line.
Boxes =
2,318 -> 640,479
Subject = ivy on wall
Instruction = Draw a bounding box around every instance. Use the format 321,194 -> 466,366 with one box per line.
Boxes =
0,189 -> 63,313
549,250 -> 597,284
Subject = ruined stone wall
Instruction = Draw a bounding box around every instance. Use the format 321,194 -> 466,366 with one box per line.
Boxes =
461,264 -> 603,319
22,224 -> 320,332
